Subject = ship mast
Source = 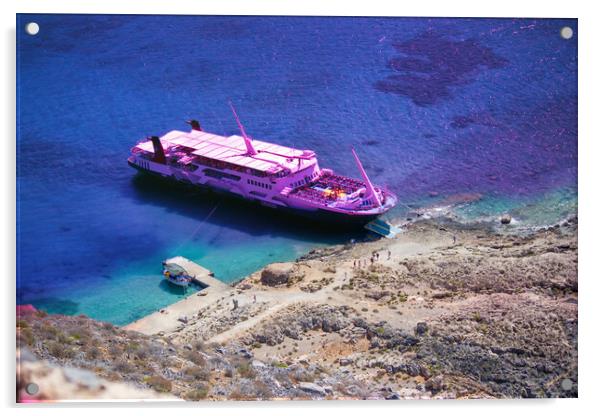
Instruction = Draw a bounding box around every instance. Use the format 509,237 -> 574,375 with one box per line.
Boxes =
229,102 -> 257,156
351,148 -> 382,208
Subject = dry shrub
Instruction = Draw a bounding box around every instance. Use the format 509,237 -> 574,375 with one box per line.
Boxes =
17,327 -> 35,347
288,368 -> 316,383
185,384 -> 209,401
235,359 -> 255,379
46,340 -> 75,359
185,350 -> 206,366
183,366 -> 211,381
192,340 -> 206,351
108,344 -> 122,357
114,358 -> 134,373
85,346 -> 102,360
147,375 -> 172,393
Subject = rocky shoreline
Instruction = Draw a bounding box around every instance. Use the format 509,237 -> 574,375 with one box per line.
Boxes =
17,217 -> 578,401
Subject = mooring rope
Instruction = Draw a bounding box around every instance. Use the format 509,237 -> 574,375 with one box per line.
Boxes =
172,202 -> 220,255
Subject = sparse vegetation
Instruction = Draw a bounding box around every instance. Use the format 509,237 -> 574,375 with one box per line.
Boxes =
235,360 -> 256,379
185,385 -> 209,400
114,358 -> 134,373
184,350 -> 207,366
46,340 -> 75,359
183,365 -> 211,381
85,346 -> 101,360
147,375 -> 172,393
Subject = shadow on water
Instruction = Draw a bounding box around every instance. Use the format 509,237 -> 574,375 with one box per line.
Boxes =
157,279 -> 197,296
125,173 -> 368,244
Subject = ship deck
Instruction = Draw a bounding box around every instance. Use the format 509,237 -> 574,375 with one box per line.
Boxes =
289,174 -> 367,206
135,130 -> 316,174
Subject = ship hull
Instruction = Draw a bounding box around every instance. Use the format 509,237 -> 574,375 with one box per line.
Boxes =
128,161 -> 382,228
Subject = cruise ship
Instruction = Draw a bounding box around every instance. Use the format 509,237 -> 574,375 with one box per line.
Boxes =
127,105 -> 397,225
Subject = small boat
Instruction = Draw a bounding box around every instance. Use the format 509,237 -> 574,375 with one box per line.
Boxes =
162,260 -> 193,287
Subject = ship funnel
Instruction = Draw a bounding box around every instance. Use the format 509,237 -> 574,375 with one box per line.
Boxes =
187,119 -> 202,131
150,136 -> 166,164
351,148 -> 381,208
228,101 -> 257,156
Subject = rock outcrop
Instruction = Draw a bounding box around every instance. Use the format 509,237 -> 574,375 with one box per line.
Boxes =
260,263 -> 295,286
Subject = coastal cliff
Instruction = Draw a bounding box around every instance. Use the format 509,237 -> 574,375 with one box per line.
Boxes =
17,218 -> 578,400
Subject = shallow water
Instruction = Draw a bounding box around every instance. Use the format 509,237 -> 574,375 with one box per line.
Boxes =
17,15 -> 577,324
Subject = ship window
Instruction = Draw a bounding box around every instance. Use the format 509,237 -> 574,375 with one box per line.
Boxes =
203,169 -> 241,181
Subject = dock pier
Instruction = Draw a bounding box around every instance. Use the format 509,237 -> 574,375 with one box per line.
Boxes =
123,256 -> 231,335
163,256 -> 229,291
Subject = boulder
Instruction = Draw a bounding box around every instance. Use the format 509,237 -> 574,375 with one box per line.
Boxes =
254,326 -> 284,346
238,348 -> 253,359
321,315 -> 347,332
425,375 -> 445,393
260,263 -> 294,286
365,290 -> 390,300
339,357 -> 353,366
500,214 -> 512,225
415,322 -> 428,336
299,382 -> 326,395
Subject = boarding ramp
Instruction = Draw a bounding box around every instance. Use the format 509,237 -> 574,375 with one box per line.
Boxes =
364,219 -> 402,239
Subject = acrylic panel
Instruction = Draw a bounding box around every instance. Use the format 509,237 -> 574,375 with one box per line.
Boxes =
16,14 -> 577,402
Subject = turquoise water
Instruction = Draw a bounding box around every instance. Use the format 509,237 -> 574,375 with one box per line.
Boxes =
17,15 -> 577,324
451,187 -> 577,230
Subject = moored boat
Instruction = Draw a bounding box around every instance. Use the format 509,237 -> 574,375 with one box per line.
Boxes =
162,260 -> 193,287
128,104 -> 397,225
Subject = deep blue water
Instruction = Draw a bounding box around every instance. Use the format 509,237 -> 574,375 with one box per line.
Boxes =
17,15 -> 577,324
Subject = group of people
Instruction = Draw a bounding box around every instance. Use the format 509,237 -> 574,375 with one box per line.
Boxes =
352,249 -> 392,269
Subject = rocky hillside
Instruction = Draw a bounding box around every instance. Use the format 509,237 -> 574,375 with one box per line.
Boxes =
17,218 -> 578,400
17,308 -> 371,400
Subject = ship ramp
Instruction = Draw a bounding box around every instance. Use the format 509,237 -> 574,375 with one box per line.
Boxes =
364,219 -> 402,239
